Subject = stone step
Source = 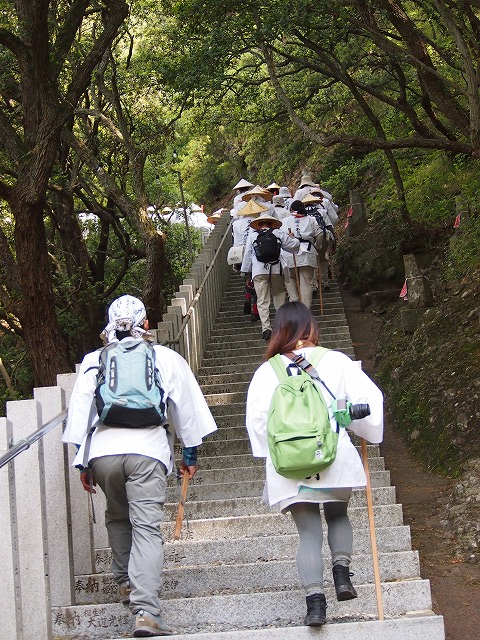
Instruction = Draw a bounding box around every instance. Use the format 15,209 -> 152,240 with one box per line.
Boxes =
198,363 -> 258,377
57,617 -> 445,640
207,327 -> 352,346
75,550 -> 420,604
165,458 -> 386,489
94,523 -> 413,573
201,346 -> 356,365
174,434 -> 383,459
52,580 -> 436,637
214,306 -> 347,322
210,314 -> 349,335
162,483 -> 392,521
160,504 -> 403,542
186,452 -> 385,474
198,371 -> 253,386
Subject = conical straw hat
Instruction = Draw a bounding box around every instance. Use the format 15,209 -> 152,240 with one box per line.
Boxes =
233,178 -> 254,190
249,212 -> 282,230
242,185 -> 273,202
237,200 -> 270,216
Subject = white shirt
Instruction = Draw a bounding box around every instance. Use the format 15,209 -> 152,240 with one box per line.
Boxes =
240,228 -> 299,278
246,347 -> 384,505
62,342 -> 217,474
280,215 -> 322,269
232,216 -> 255,247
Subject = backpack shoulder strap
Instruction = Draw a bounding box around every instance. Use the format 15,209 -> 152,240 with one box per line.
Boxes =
290,348 -> 336,399
308,346 -> 330,368
268,354 -> 291,383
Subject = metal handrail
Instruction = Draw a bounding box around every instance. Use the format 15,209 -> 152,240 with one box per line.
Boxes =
161,219 -> 233,346
0,409 -> 68,470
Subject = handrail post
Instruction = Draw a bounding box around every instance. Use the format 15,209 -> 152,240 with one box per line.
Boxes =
0,417 -> 21,637
7,399 -> 53,639
34,386 -> 76,607
57,372 -> 97,577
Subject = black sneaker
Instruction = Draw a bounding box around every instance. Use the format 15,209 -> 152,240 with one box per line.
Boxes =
304,593 -> 327,626
262,329 -> 272,342
251,312 -> 260,322
332,565 -> 358,601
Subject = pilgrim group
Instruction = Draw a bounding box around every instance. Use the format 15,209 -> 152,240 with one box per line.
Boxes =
228,175 -> 339,341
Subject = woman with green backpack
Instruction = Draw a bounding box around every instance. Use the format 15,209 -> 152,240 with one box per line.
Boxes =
245,302 -> 384,626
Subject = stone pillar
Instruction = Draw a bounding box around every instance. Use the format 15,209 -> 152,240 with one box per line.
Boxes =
34,386 -> 75,607
345,189 -> 368,237
0,417 -> 21,637
401,254 -> 434,334
7,399 -> 52,639
57,372 -> 96,578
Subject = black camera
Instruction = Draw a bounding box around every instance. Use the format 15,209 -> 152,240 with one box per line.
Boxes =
332,399 -> 371,427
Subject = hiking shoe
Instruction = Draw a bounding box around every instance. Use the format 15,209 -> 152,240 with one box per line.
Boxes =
332,565 -> 358,601
119,580 -> 131,606
262,329 -> 272,342
304,593 -> 327,626
251,312 -> 260,322
133,610 -> 174,637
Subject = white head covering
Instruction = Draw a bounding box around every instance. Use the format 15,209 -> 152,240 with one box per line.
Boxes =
101,295 -> 147,343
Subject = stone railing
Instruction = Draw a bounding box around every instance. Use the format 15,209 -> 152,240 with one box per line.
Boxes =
0,212 -> 232,639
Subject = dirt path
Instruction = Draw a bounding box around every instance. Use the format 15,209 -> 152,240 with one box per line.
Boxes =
341,286 -> 480,640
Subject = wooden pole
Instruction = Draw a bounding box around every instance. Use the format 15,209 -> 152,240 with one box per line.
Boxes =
289,229 -> 302,304
316,252 -> 324,315
361,437 -> 384,620
173,471 -> 190,540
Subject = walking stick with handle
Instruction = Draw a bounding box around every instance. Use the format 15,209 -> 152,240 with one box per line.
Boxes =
361,437 -> 384,620
174,470 -> 190,540
289,228 -> 302,303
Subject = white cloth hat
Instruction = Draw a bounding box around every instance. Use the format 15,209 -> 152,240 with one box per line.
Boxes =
279,186 -> 291,198
299,174 -> 317,188
101,295 -> 147,343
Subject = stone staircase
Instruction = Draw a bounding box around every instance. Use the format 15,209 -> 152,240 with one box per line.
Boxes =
51,273 -> 445,639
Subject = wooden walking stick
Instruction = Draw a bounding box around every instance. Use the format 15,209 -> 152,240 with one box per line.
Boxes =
289,228 -> 302,303
174,470 -> 190,540
361,437 -> 384,620
315,251 -> 324,315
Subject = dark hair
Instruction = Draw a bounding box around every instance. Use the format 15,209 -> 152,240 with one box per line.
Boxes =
265,302 -> 319,359
290,200 -> 308,216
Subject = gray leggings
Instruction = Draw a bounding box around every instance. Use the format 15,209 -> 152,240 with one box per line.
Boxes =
288,501 -> 353,595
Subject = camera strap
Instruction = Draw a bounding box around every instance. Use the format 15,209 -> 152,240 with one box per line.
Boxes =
284,352 -> 336,400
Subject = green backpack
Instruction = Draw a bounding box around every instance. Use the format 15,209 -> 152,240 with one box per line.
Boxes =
267,347 -> 339,480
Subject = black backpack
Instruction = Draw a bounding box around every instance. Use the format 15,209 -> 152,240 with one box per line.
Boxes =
253,229 -> 282,266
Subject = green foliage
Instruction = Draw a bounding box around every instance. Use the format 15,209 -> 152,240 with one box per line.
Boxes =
0,334 -> 33,415
401,152 -> 458,224
163,222 -> 203,299
447,214 -> 480,279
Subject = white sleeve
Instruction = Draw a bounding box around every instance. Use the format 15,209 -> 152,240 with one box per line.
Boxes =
62,351 -> 100,446
339,357 -> 384,443
156,347 -> 217,447
278,230 -> 300,254
240,233 -> 253,272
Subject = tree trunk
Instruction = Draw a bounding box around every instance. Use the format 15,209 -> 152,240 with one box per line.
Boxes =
143,232 -> 171,328
13,193 -> 71,386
